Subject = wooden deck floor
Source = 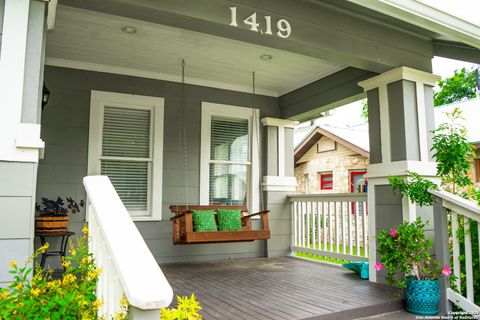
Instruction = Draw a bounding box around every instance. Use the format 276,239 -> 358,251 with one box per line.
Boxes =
161,257 -> 403,320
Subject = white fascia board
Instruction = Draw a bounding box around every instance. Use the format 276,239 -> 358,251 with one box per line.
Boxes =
349,0 -> 480,49
261,117 -> 299,128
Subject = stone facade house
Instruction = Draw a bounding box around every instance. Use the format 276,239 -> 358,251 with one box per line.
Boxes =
295,125 -> 370,194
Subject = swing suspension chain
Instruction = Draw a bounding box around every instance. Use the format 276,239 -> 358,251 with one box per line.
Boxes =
252,71 -> 264,211
176,59 -> 189,212
182,60 -> 189,208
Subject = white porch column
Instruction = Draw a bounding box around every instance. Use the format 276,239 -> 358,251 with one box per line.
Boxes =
358,67 -> 440,282
261,117 -> 298,257
0,0 -> 47,287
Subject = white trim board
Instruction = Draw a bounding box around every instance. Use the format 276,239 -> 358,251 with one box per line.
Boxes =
349,0 -> 480,49
358,66 -> 441,91
88,90 -> 164,221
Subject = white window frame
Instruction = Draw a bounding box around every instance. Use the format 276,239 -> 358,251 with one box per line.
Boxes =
200,102 -> 260,213
88,90 -> 164,221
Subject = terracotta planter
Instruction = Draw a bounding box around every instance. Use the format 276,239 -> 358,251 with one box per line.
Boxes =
35,215 -> 70,233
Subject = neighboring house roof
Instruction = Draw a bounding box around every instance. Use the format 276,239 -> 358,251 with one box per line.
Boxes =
294,124 -> 370,164
294,97 -> 480,165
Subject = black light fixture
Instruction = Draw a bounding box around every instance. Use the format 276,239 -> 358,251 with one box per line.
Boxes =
42,84 -> 50,110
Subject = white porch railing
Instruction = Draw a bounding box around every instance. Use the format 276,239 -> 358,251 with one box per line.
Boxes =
289,193 -> 368,262
83,176 -> 173,319
431,189 -> 480,316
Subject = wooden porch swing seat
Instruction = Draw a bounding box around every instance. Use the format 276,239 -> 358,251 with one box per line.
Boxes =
170,205 -> 270,245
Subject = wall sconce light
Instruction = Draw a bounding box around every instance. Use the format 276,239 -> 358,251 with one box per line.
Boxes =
42,84 -> 50,110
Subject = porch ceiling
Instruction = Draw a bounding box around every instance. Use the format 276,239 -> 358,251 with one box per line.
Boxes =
45,5 -> 346,97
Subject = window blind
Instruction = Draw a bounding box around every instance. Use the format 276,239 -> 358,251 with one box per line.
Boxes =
102,106 -> 151,158
101,106 -> 151,212
210,116 -> 248,162
209,116 -> 249,205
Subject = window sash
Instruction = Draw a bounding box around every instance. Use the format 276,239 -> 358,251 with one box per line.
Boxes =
320,173 -> 333,190
200,102 -> 260,213
88,91 -> 164,221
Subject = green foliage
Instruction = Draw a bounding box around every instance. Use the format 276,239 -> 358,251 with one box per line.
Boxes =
388,173 -> 438,207
161,294 -> 203,320
377,218 -> 441,289
431,108 -> 476,194
0,227 -> 101,320
361,99 -> 368,121
0,226 -> 128,320
449,216 -> 480,305
434,68 -> 477,107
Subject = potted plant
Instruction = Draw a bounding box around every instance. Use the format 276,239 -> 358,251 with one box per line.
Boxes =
375,218 -> 452,315
35,197 -> 85,233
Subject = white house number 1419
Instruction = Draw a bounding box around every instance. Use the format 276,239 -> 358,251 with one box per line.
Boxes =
229,7 -> 292,39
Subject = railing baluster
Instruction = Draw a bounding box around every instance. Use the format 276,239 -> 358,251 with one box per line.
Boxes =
355,202 -> 360,256
297,202 -> 302,248
292,202 -> 297,247
463,216 -> 474,302
288,193 -> 368,263
362,201 -> 368,258
348,202 -> 353,255
312,202 -> 316,250
451,212 -> 461,292
329,202 -> 333,252
306,202 -> 311,249
334,202 -> 339,253
317,202 -> 321,251
342,202 -> 346,254
301,202 -> 305,248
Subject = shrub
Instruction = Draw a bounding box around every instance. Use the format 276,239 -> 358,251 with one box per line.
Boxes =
161,294 -> 203,320
376,218 -> 451,289
0,226 -> 127,320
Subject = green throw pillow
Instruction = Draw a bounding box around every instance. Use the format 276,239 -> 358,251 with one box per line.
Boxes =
217,209 -> 242,231
192,210 -> 217,232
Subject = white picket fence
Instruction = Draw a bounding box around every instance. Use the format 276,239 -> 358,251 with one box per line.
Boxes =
289,193 -> 368,262
431,189 -> 480,316
84,176 -> 173,319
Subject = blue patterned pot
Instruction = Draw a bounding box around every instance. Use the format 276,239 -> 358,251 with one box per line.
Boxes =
404,278 -> 440,316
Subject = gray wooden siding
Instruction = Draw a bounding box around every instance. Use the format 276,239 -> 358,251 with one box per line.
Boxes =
0,162 -> 37,286
38,66 -> 280,264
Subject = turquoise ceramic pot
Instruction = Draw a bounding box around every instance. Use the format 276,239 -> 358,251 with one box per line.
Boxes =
404,278 -> 440,316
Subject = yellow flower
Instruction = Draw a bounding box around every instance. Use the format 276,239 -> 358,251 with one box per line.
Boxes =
71,249 -> 77,256
82,225 -> 89,235
31,288 -> 41,297
0,291 -> 9,299
62,258 -> 71,268
9,260 -> 17,269
62,273 -> 77,285
93,298 -> 103,309
81,256 -> 90,265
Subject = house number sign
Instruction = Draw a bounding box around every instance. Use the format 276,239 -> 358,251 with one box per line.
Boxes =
229,7 -> 292,39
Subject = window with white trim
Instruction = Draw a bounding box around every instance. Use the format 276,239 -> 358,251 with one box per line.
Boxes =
88,91 -> 164,220
200,102 -> 260,212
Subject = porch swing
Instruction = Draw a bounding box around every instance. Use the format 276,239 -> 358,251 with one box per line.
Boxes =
170,63 -> 271,245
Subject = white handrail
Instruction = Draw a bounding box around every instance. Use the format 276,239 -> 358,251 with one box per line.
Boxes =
83,176 -> 173,318
431,188 -> 480,317
289,192 -> 368,262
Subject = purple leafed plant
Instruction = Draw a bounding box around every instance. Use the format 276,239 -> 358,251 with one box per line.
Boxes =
36,197 -> 85,216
